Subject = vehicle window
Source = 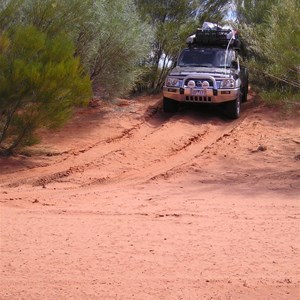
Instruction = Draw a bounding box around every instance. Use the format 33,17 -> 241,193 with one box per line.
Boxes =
178,49 -> 235,68
214,50 -> 235,67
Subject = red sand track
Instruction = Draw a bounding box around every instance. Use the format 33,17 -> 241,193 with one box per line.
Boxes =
1,94 -> 299,299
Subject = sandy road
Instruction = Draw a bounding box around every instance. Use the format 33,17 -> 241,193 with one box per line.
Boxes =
1,94 -> 259,188
1,95 -> 299,299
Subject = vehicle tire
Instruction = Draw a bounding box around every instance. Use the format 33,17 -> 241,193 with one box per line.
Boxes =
225,93 -> 241,119
163,97 -> 178,113
240,67 -> 249,103
242,85 -> 248,103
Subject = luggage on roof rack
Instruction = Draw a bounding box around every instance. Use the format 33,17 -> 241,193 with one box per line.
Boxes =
186,22 -> 241,50
195,29 -> 232,46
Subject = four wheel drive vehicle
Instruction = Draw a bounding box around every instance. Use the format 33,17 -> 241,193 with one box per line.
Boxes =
163,23 -> 249,119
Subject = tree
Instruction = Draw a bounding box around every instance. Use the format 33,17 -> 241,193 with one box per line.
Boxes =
75,0 -> 153,99
134,0 -> 229,92
235,0 -> 278,25
257,0 -> 300,88
0,26 -> 92,154
0,0 -> 154,153
1,0 -> 152,99
20,0 -> 153,99
197,0 -> 233,24
235,0 -> 300,105
0,0 -> 24,31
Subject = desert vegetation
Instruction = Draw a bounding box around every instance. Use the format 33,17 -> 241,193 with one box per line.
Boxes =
235,0 -> 300,107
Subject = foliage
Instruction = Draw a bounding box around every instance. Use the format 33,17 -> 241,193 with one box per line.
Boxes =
0,0 -> 23,31
235,0 -> 300,106
134,0 -> 229,91
22,0 -> 153,99
0,0 -> 153,153
198,0 -> 232,24
76,0 -> 153,99
0,26 -> 91,154
20,0 -> 92,37
235,0 -> 278,25
1,0 -> 152,99
258,1 -> 300,89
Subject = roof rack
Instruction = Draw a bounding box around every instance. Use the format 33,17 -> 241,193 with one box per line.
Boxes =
186,25 -> 241,50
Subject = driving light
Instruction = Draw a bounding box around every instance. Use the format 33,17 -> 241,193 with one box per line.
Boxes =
202,81 -> 209,89
187,80 -> 196,88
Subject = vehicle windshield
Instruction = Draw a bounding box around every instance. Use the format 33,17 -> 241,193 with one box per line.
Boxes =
178,48 -> 235,68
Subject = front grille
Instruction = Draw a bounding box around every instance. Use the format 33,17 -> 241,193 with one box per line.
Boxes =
186,96 -> 212,102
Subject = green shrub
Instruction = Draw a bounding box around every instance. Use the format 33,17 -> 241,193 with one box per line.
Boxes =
1,0 -> 152,100
237,0 -> 300,108
77,0 -> 153,99
0,25 -> 92,154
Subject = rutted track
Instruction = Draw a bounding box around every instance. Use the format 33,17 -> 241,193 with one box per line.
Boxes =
1,98 -> 247,188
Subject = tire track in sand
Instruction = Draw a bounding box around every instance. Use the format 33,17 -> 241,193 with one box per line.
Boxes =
2,102 -> 246,188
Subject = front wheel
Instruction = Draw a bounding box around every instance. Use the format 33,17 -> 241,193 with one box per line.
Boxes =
240,66 -> 249,103
241,85 -> 248,103
225,94 -> 241,119
163,97 -> 178,113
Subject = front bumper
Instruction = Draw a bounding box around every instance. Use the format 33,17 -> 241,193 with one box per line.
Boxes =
163,86 -> 239,103
163,73 -> 240,103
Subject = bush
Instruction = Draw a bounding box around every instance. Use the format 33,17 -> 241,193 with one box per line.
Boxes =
237,0 -> 300,107
77,0 -> 153,99
0,25 -> 92,154
1,0 -> 152,100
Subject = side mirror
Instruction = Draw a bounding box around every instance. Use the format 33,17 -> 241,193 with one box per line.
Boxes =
231,60 -> 238,70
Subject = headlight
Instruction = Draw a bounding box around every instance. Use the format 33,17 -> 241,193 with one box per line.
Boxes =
220,79 -> 235,89
166,77 -> 181,87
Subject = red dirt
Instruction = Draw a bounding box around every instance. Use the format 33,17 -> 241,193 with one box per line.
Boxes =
1,94 -> 299,299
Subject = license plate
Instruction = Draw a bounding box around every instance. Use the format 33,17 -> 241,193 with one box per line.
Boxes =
192,89 -> 206,96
